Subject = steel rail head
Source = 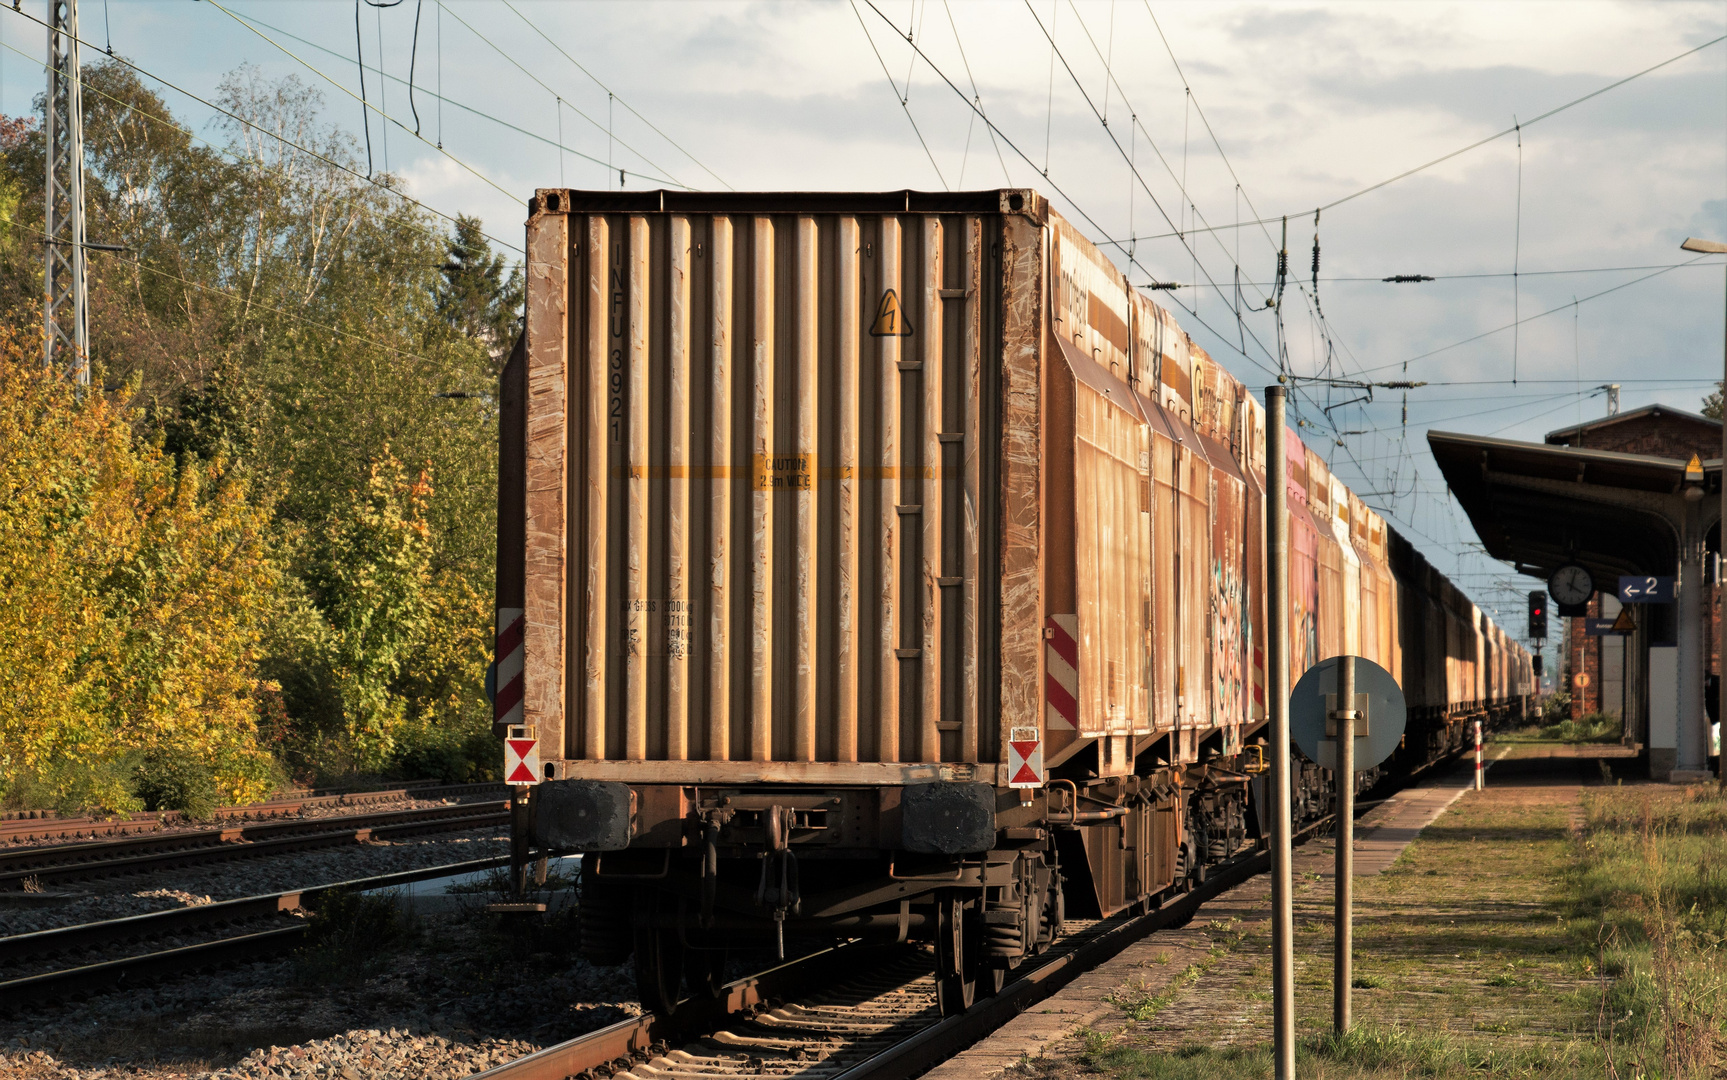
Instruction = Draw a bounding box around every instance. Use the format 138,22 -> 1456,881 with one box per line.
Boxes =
467,943 -> 910,1080
0,856 -> 512,965
0,806 -> 508,890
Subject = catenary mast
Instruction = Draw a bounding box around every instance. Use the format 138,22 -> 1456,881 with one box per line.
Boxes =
44,0 -> 88,383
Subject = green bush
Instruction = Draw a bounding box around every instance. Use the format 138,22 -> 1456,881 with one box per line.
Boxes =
132,751 -> 219,819
1541,711 -> 1621,744
389,709 -> 500,784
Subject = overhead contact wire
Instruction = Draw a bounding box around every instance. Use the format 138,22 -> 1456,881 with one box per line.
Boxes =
205,0 -> 523,203
849,0 -> 948,190
0,16 -> 523,255
232,12 -> 694,190
432,0 -> 687,189
498,0 -> 730,190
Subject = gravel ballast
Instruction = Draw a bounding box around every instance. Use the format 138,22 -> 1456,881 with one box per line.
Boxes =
0,824 -> 509,936
1,894 -> 646,1080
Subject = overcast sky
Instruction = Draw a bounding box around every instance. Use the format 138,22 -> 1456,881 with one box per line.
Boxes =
5,0 -> 1724,660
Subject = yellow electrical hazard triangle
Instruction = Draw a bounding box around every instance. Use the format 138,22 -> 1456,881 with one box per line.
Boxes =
1685,454 -> 1704,482
870,289 -> 914,337
1611,608 -> 1635,633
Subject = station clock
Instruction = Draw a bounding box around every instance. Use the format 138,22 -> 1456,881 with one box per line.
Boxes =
1547,563 -> 1593,607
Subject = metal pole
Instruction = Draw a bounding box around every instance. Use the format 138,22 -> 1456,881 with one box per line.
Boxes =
1333,654 -> 1355,1035
1677,534 -> 1707,776
1474,719 -> 1484,790
1265,386 -> 1295,1080
43,0 -> 88,384
1719,260 -> 1726,783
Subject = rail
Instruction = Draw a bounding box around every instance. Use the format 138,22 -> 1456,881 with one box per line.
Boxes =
0,802 -> 508,890
0,782 -> 507,845
0,857 -> 510,1010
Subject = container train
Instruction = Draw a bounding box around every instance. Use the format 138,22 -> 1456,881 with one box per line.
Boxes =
492,189 -> 1532,1017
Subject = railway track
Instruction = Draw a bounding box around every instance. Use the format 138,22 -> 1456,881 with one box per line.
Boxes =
470,812 -> 1343,1080
0,857 -> 510,1010
0,801 -> 509,891
0,782 -> 508,845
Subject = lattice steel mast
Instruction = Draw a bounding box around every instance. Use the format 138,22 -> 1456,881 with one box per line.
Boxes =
44,0 -> 87,383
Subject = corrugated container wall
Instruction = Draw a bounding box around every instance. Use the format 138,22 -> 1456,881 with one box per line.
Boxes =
517,191 -> 1049,784
506,188 -> 1531,789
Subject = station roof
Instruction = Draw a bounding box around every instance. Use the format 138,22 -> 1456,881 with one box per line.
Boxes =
1543,403 -> 1721,455
1427,429 -> 1722,583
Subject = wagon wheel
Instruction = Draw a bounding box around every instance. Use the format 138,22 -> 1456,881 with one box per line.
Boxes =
934,891 -> 980,1017
683,946 -> 728,999
633,926 -> 685,1015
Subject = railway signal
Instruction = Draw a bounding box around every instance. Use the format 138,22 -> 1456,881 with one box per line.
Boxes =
1527,590 -> 1547,640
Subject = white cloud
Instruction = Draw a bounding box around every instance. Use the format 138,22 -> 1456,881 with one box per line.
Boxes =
18,0 -> 1724,621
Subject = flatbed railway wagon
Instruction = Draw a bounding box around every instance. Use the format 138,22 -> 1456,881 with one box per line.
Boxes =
492,188 -> 1530,1017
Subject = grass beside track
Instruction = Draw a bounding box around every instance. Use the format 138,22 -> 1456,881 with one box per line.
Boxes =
1020,742 -> 1727,1079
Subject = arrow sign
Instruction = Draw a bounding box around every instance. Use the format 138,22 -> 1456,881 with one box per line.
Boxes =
504,736 -> 541,786
1007,726 -> 1043,788
1618,575 -> 1675,603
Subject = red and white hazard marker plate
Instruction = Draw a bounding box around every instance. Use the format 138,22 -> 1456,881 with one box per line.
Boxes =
1007,726 -> 1043,789
504,728 -> 541,786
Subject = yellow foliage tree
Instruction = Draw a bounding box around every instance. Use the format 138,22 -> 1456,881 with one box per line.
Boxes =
0,343 -> 280,811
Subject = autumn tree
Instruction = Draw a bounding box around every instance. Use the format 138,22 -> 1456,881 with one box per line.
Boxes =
0,57 -> 509,805
0,341 -> 280,811
437,213 -> 524,363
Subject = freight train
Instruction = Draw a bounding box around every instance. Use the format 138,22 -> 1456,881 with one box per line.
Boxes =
491,189 -> 1532,1017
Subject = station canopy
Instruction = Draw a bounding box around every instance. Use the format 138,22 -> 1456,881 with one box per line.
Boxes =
1428,406 -> 1722,585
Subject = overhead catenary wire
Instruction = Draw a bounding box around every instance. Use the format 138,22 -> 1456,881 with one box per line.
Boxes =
1,211 -> 447,367
498,0 -> 730,190
353,0 -> 374,178
1018,2 -> 1288,375
430,0 -> 688,190
940,0 -> 1012,187
203,0 -> 526,205
864,1 -> 1295,385
1355,255 -> 1720,377
1131,0 -> 1344,363
1120,29 -> 1727,244
435,0 -> 442,147
1066,0 -> 1363,408
1233,261 -> 1723,286
375,0 -> 388,172
1511,117 -> 1522,385
0,21 -> 524,257
408,0 -> 423,137
1129,5 -> 1537,580
229,12 -> 697,192
849,0 -> 948,190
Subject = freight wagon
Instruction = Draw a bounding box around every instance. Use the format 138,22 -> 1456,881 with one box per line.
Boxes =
492,189 -> 1531,1017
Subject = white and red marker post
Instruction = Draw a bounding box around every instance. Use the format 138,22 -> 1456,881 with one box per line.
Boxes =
1473,720 -> 1484,790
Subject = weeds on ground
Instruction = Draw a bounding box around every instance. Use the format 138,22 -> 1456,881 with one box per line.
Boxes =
1573,784 -> 1727,1079
1496,712 -> 1622,745
1070,1022 -> 1593,1078
293,888 -> 417,985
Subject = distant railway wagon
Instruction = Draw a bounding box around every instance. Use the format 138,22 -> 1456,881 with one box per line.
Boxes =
492,189 -> 1531,1017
